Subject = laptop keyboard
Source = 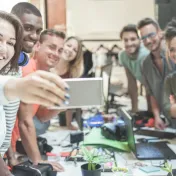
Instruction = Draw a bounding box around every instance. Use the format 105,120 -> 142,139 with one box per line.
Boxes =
137,143 -> 164,159
136,142 -> 176,160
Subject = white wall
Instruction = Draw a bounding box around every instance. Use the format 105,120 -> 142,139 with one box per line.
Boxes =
0,0 -> 46,28
67,0 -> 155,39
0,0 -> 28,12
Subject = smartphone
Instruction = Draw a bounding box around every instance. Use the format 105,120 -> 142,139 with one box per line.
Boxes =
49,78 -> 103,109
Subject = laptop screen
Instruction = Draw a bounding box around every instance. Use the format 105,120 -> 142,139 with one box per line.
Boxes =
101,64 -> 112,102
120,108 -> 136,154
102,71 -> 110,102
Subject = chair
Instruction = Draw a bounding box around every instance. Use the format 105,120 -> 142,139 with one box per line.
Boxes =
101,64 -> 127,113
109,85 -> 128,106
75,108 -> 83,130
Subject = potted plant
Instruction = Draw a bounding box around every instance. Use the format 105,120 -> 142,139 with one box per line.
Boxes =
162,161 -> 175,176
80,146 -> 110,176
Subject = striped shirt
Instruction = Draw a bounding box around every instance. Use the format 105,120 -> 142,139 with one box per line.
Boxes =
0,68 -> 22,156
0,76 -> 12,150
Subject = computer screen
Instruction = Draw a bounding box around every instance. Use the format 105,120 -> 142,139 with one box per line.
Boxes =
101,64 -> 112,102
120,108 -> 136,153
102,71 -> 109,102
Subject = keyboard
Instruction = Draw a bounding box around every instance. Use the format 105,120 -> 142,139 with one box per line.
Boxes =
136,143 -> 164,159
135,129 -> 176,139
136,142 -> 176,160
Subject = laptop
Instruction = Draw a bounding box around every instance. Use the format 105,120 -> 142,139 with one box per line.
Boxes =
120,108 -> 176,160
135,129 -> 176,139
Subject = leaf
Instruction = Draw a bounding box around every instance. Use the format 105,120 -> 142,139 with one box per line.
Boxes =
94,148 -> 99,156
112,167 -> 118,172
165,161 -> 170,169
93,155 -> 99,162
169,164 -> 172,172
82,146 -> 112,168
81,146 -> 92,162
161,167 -> 171,173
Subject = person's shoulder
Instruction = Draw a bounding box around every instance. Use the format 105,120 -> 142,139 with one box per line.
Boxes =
119,50 -> 128,61
5,67 -> 22,78
119,50 -> 126,58
142,51 -> 151,63
119,50 -> 127,65
140,52 -> 151,71
164,72 -> 176,87
22,58 -> 36,77
139,44 -> 150,56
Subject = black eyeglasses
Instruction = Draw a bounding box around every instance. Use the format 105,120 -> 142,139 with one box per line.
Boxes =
141,32 -> 157,41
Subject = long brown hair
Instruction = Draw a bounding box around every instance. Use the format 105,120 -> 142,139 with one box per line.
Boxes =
66,36 -> 84,78
165,18 -> 176,71
0,11 -> 23,75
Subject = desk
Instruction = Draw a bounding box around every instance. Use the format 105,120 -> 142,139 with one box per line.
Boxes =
42,129 -> 176,176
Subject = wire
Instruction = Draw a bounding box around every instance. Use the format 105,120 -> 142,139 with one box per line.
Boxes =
58,133 -> 70,146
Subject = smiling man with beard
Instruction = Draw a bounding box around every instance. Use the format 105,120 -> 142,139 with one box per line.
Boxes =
137,18 -> 175,130
119,24 -> 149,113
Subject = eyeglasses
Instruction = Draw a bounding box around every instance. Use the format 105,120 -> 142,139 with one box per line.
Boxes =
141,32 -> 157,41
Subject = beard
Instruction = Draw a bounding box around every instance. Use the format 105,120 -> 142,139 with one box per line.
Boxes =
126,45 -> 140,56
148,40 -> 161,53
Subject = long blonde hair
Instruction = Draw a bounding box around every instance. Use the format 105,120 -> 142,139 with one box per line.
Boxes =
66,36 -> 84,78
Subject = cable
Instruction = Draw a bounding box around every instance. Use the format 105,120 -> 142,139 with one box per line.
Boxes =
58,133 -> 70,146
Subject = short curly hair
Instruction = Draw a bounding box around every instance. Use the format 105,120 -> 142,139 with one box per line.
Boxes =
137,17 -> 160,30
120,24 -> 139,39
39,29 -> 65,43
11,2 -> 41,18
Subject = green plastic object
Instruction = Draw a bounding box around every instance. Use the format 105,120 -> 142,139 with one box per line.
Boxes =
83,128 -> 130,152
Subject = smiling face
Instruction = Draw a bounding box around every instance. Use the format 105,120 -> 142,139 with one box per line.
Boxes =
0,19 -> 16,71
35,35 -> 64,70
139,24 -> 162,52
167,36 -> 176,64
20,13 -> 43,53
121,31 -> 140,55
61,38 -> 78,62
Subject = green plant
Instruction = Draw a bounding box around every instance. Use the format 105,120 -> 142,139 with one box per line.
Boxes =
161,161 -> 173,176
112,166 -> 128,173
81,146 -> 110,171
